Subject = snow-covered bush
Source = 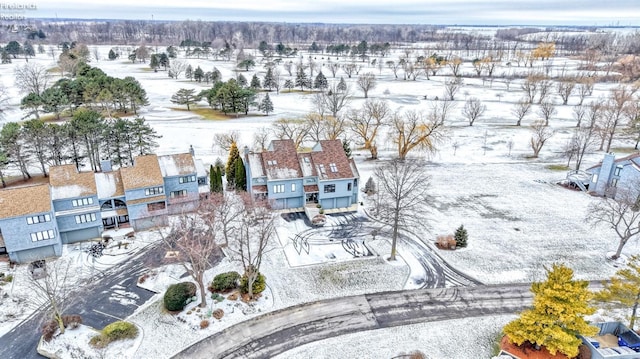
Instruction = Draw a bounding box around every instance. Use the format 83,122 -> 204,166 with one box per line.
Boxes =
240,272 -> 266,296
209,271 -> 240,292
164,282 -> 196,311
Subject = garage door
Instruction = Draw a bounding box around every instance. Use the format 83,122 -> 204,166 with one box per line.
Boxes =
61,226 -> 101,244
13,245 -> 58,263
336,197 -> 350,208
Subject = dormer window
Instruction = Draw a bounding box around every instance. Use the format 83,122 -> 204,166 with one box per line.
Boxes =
267,160 -> 277,166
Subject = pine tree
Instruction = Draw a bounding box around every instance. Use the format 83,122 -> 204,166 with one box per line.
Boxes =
263,67 -> 276,90
284,79 -> 294,92
364,177 -> 376,195
185,64 -> 193,81
258,94 -> 274,115
234,157 -> 246,191
503,264 -> 598,358
314,71 -> 328,90
454,225 -> 468,248
1,49 -> 11,64
595,254 -> 640,329
250,74 -> 262,89
237,74 -> 247,87
209,165 -> 217,193
337,77 -> 347,92
295,66 -> 309,90
108,48 -> 118,60
226,142 -> 240,189
342,138 -> 352,158
194,66 -> 204,82
215,166 -> 223,192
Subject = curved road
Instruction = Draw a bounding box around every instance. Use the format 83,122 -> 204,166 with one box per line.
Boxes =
174,284 -> 533,359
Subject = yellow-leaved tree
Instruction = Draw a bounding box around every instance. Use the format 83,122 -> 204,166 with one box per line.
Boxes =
595,254 -> 640,330
503,264 -> 598,358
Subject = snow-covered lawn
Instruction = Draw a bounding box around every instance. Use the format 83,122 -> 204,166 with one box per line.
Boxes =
0,38 -> 638,357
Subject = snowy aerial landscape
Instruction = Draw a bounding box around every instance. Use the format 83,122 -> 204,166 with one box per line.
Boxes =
0,2 -> 640,358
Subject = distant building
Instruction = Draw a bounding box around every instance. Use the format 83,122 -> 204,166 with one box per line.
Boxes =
0,150 -> 208,263
244,139 -> 359,214
586,153 -> 640,199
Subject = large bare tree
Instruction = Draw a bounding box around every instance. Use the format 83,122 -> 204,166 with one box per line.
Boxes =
312,83 -> 352,118
529,119 -> 555,157
14,63 -> 50,96
462,97 -> 486,126
348,99 -> 391,159
589,187 -> 640,260
227,196 -> 276,299
356,72 -> 376,99
512,99 -> 532,126
391,109 -> 445,160
373,159 -> 431,261
163,205 -> 221,308
271,118 -> 310,149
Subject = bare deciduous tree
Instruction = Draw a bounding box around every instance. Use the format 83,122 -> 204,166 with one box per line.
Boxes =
213,131 -> 240,152
253,127 -> 271,151
392,109 -> 445,160
557,79 -> 576,105
603,86 -> 636,152
538,101 -> 557,126
589,187 -> 640,260
529,119 -> 555,157
305,113 -> 346,141
356,72 -> 376,99
162,207 -> 221,308
312,83 -> 352,118
14,63 -> 50,96
227,196 -> 275,299
443,78 -> 462,101
373,159 -> 431,261
462,97 -> 486,126
272,118 -> 310,149
342,63 -> 359,78
512,99 -> 531,126
573,104 -> 586,127
169,60 -> 188,79
348,99 -> 390,159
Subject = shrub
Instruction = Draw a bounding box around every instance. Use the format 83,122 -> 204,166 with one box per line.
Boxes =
436,234 -> 456,250
240,272 -> 266,295
200,320 -> 210,329
62,315 -> 82,329
210,271 -> 240,292
41,320 -> 58,342
364,177 -> 376,195
212,309 -> 224,320
454,225 -> 468,248
164,282 -> 197,311
102,321 -> 138,342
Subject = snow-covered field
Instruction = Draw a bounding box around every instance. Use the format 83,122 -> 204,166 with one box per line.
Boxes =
0,39 -> 637,358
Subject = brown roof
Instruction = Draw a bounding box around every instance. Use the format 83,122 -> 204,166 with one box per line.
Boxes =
120,155 -> 164,190
127,195 -> 166,206
158,153 -> 196,177
310,140 -> 356,180
0,184 -> 52,219
304,185 -> 319,192
48,164 -> 98,200
94,169 -> 125,199
262,140 -> 301,180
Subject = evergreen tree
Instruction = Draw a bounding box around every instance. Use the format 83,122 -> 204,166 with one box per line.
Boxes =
209,164 -> 216,193
258,93 -> 274,115
234,157 -> 246,191
454,225 -> 468,248
215,166 -> 223,192
215,157 -> 225,173
342,138 -> 352,158
159,53 -> 169,70
170,88 -> 199,111
149,54 -> 159,70
211,67 -> 221,83
364,177 -> 376,195
108,48 -> 118,60
295,66 -> 310,90
194,66 -> 204,82
1,49 -> 11,64
314,71 -> 328,90
337,77 -> 347,92
263,67 -> 276,90
226,141 -> 240,189
23,41 -> 35,57
284,79 -> 294,92
503,264 -> 598,358
237,74 -> 247,87
250,74 -> 262,90
595,254 -> 640,329
185,64 -> 193,81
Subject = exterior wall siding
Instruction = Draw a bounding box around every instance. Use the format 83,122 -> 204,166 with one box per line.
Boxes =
0,212 -> 61,263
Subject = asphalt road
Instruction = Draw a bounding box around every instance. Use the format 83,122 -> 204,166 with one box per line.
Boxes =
173,284 -> 534,359
0,242 -> 172,359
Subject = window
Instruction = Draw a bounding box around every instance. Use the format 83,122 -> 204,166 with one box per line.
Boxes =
329,163 -> 338,173
30,229 -> 55,242
72,197 -> 94,207
324,184 -> 335,193
291,183 -> 296,192
26,214 -> 51,225
179,175 -> 196,184
267,160 -> 277,166
614,166 -> 622,176
273,184 -> 285,193
145,186 -> 164,196
347,183 -> 352,191
147,202 -> 166,212
197,177 -> 207,185
170,190 -> 187,198
75,213 -> 97,224
318,164 -> 327,176
611,178 -> 619,187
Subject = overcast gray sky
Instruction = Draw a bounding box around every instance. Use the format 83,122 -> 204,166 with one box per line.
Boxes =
23,0 -> 640,25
